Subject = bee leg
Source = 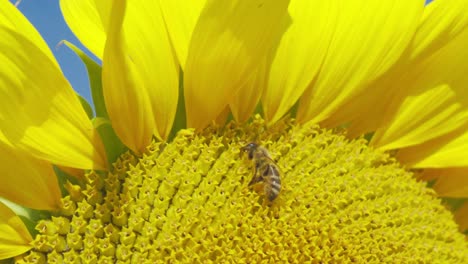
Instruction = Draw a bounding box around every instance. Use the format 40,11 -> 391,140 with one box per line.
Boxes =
248,164 -> 263,186
248,176 -> 263,186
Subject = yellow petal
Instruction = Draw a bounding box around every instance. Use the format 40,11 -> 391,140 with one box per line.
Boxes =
0,3 -> 108,170
0,136 -> 61,210
159,0 -> 206,68
215,105 -> 231,126
0,1 -> 57,67
57,166 -> 85,180
0,202 -> 32,259
348,0 -> 468,139
371,30 -> 468,150
60,0 -> 111,59
409,0 -> 468,62
229,58 -> 268,123
184,0 -> 290,129
419,168 -> 468,198
397,125 -> 468,168
102,0 -> 179,153
296,0 -> 424,126
262,0 -> 333,125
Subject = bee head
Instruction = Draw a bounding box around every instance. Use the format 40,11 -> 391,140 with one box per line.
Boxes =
241,142 -> 258,160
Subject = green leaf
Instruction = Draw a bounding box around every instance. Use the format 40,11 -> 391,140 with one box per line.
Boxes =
0,258 -> 15,264
77,94 -> 94,119
93,117 -> 127,166
442,197 -> 467,211
60,40 -> 108,118
169,69 -> 187,141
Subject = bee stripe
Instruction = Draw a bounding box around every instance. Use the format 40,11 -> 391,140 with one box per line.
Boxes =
271,166 -> 280,175
263,165 -> 278,175
267,187 -> 280,201
271,181 -> 281,189
270,186 -> 280,193
268,165 -> 281,202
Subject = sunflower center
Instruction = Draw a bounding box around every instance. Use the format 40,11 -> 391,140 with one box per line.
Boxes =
22,116 -> 467,263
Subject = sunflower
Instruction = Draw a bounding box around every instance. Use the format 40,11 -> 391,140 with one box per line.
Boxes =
1,0 -> 467,262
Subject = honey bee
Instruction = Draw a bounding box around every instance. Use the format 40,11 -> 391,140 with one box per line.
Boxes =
241,142 -> 281,202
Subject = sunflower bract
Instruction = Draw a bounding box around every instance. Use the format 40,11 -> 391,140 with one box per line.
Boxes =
19,117 -> 467,263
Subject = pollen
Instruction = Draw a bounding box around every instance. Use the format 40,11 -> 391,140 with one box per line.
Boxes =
19,116 -> 468,263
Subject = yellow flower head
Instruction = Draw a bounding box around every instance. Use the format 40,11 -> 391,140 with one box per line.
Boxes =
19,117 -> 468,262
0,0 -> 468,262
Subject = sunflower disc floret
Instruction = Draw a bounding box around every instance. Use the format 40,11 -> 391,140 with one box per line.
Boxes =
19,117 -> 468,263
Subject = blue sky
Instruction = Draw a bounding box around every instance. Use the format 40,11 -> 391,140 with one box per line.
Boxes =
13,0 -> 433,105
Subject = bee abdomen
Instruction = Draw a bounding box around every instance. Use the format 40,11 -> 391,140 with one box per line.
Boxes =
265,165 -> 281,202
